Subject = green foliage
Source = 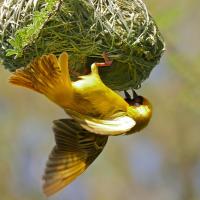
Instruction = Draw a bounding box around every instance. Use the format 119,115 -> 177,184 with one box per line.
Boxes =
6,0 -> 59,57
0,0 -> 165,90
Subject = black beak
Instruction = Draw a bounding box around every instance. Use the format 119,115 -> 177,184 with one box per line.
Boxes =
124,90 -> 131,100
132,89 -> 138,99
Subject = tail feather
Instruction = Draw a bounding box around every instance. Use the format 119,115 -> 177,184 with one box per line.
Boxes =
9,52 -> 73,107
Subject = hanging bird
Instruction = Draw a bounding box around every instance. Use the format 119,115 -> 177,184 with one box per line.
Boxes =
9,52 -> 152,196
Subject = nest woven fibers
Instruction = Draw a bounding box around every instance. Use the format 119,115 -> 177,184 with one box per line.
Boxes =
0,0 -> 165,91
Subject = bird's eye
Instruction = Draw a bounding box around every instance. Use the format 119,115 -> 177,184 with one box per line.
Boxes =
132,96 -> 144,106
133,102 -> 141,106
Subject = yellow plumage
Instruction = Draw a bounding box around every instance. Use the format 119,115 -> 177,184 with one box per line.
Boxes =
9,52 -> 152,196
10,52 -> 128,118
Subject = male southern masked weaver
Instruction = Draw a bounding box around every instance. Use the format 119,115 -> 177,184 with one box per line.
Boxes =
9,52 -> 152,196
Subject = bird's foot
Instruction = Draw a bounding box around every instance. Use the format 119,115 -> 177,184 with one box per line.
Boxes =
124,89 -> 138,100
95,52 -> 113,67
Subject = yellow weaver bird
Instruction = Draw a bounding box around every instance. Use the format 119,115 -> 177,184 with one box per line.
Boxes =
9,52 -> 152,196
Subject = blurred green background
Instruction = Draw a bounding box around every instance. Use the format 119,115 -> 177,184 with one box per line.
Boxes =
0,0 -> 200,199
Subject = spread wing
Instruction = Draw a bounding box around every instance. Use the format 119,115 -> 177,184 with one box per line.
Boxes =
43,119 -> 108,196
66,110 -> 136,136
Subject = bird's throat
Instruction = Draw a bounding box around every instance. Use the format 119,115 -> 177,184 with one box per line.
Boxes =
127,106 -> 152,134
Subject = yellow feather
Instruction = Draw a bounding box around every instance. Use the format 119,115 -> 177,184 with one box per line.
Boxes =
9,52 -> 153,196
10,53 -> 73,108
10,53 -> 128,117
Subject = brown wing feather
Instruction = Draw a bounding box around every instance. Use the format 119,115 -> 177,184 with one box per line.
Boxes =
9,54 -> 62,93
43,119 -> 108,196
9,52 -> 73,108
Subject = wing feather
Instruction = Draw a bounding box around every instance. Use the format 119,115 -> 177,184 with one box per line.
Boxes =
43,119 -> 108,196
66,110 -> 136,136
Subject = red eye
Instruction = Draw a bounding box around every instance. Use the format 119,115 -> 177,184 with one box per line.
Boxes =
125,96 -> 144,106
132,96 -> 144,106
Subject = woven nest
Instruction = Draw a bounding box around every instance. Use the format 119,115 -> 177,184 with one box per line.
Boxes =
0,0 -> 165,91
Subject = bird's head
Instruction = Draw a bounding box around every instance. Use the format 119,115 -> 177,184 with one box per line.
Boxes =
124,90 -> 152,133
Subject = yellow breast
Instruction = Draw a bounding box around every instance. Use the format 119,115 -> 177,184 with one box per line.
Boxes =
71,74 -> 128,118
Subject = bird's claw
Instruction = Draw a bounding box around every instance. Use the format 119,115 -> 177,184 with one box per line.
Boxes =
95,52 -> 113,67
124,90 -> 131,100
124,89 -> 138,100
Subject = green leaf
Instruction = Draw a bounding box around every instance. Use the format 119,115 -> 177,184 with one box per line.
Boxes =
6,0 -> 60,58
6,49 -> 19,57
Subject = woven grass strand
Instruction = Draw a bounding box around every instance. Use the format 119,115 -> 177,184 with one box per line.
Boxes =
0,0 -> 165,90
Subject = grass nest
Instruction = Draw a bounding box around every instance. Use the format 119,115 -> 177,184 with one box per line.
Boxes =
0,0 -> 165,91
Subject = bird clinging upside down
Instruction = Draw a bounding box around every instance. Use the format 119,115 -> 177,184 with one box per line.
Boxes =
9,52 -> 152,196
